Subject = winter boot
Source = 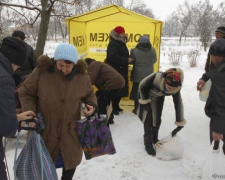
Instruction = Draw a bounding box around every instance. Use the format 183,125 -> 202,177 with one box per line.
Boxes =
107,114 -> 114,127
144,135 -> 156,156
108,115 -> 114,124
152,127 -> 159,144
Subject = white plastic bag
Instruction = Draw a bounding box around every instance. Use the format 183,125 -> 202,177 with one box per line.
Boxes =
202,140 -> 225,180
155,135 -> 184,161
199,79 -> 211,102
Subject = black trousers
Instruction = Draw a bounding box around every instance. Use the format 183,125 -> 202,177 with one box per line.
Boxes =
144,107 -> 160,144
112,97 -> 121,110
62,167 -> 76,180
96,89 -> 122,114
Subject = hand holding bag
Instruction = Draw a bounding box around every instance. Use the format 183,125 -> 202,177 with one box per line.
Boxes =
155,135 -> 184,161
199,79 -> 211,102
76,114 -> 116,160
14,113 -> 58,180
202,140 -> 225,180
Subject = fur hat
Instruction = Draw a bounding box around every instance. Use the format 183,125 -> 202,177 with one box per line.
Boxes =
114,26 -> 125,34
54,43 -> 79,64
165,68 -> 181,87
139,36 -> 150,43
12,30 -> 26,40
209,38 -> 225,57
0,37 -> 27,66
215,26 -> 225,35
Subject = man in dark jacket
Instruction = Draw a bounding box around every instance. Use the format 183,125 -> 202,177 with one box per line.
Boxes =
205,38 -> 225,152
197,26 -> 225,91
204,26 -> 225,72
105,26 -> 134,115
85,58 -> 125,125
0,37 -> 35,180
12,30 -> 37,77
12,30 -> 37,112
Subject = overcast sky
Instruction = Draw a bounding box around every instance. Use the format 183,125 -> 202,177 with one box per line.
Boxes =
125,0 -> 224,21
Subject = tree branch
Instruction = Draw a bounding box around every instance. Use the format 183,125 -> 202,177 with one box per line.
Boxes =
0,2 -> 42,12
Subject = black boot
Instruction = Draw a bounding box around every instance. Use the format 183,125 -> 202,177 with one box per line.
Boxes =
144,135 -> 156,156
107,114 -> 114,127
152,127 -> 159,144
108,115 -> 114,124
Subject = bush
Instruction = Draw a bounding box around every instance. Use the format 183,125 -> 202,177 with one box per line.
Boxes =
168,51 -> 183,66
187,50 -> 200,67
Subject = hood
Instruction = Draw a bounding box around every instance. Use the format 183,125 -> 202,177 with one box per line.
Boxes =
109,29 -> 127,43
37,55 -> 87,78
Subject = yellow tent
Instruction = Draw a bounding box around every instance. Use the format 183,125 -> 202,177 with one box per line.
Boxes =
65,4 -> 163,72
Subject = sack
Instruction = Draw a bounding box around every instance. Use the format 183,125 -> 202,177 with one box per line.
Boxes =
202,140 -> 225,180
155,135 -> 184,161
199,79 -> 211,102
14,113 -> 58,180
76,114 -> 116,160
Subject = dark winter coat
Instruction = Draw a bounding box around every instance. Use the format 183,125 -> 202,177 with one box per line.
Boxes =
86,59 -> 125,90
205,59 -> 225,134
19,55 -> 97,170
105,30 -> 129,97
138,68 -> 186,127
129,42 -> 157,101
0,53 -> 18,180
130,43 -> 157,83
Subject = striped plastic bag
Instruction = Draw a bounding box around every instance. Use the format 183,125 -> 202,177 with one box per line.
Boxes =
14,113 -> 58,180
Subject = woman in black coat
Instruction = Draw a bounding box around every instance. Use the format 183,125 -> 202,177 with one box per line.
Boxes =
105,26 -> 134,115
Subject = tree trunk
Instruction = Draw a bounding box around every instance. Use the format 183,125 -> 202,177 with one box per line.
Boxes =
34,10 -> 51,58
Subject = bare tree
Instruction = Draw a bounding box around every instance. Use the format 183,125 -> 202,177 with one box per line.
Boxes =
126,0 -> 154,18
215,2 -> 225,27
163,14 -> 180,37
192,0 -> 215,51
172,1 -> 193,43
0,0 -> 90,57
95,0 -> 124,8
95,0 -> 154,18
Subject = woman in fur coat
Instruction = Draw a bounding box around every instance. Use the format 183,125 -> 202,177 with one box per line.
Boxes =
138,68 -> 186,156
105,26 -> 134,115
19,43 -> 97,180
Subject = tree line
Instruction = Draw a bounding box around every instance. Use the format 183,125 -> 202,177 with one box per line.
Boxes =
0,0 -> 224,58
163,0 -> 225,51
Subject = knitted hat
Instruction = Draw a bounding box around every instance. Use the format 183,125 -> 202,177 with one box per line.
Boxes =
215,26 -> 225,35
139,36 -> 150,43
114,26 -> 125,34
209,38 -> 225,57
12,30 -> 26,40
54,43 -> 79,64
0,37 -> 27,66
165,68 -> 181,87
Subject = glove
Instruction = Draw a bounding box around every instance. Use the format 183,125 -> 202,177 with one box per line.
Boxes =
171,126 -> 183,137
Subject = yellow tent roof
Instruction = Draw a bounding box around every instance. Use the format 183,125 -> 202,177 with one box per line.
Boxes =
66,4 -> 162,23
65,4 -> 163,71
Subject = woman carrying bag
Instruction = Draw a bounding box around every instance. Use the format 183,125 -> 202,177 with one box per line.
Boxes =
19,43 -> 97,180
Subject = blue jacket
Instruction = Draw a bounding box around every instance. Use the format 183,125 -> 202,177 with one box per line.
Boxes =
0,52 -> 18,180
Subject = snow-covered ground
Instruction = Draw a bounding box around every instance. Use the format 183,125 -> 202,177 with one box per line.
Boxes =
5,38 -> 213,180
